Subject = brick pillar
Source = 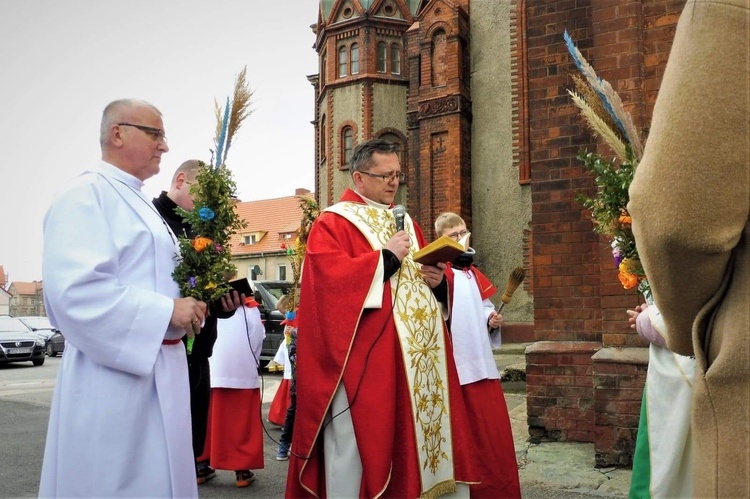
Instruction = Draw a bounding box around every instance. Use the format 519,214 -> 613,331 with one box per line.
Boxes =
592,347 -> 649,466
527,341 -> 601,442
407,3 -> 471,238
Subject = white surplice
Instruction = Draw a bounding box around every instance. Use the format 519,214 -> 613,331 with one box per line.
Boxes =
447,267 -> 502,385
210,305 -> 265,389
39,161 -> 196,498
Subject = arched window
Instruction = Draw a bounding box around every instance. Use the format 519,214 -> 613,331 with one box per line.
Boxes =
342,127 -> 354,167
351,43 -> 359,75
379,132 -> 403,163
338,46 -> 348,77
431,30 -> 446,86
377,42 -> 387,73
391,44 -> 401,75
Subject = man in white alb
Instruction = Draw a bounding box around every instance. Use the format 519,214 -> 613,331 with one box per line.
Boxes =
39,99 -> 206,498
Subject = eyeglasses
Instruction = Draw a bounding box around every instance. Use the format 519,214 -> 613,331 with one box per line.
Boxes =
118,123 -> 168,143
446,229 -> 468,240
359,170 -> 406,183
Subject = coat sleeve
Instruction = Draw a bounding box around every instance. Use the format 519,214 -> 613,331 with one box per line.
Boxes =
627,0 -> 749,356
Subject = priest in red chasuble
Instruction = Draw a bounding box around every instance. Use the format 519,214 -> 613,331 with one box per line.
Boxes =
286,139 -> 478,499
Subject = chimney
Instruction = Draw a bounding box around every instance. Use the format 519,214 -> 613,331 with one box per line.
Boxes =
295,188 -> 311,196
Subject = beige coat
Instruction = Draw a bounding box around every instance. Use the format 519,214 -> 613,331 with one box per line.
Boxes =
628,1 -> 749,497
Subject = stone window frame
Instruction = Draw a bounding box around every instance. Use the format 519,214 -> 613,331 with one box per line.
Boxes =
338,121 -> 358,170
377,41 -> 387,73
390,43 -> 402,75
338,45 -> 348,77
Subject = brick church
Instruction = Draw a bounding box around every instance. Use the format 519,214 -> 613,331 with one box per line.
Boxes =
309,0 -> 686,466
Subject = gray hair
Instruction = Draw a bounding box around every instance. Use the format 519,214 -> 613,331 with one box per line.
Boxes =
350,138 -> 398,173
99,99 -> 162,146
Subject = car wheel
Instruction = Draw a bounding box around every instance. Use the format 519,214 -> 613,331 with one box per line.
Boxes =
33,357 -> 46,366
46,342 -> 56,357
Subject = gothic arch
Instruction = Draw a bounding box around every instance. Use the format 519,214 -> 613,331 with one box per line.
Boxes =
423,20 -> 455,41
374,127 -> 408,172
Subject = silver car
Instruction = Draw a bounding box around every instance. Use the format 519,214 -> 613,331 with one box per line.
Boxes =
0,316 -> 46,366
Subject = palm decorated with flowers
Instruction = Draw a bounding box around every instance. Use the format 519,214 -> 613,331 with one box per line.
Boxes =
171,67 -> 252,351
564,31 -> 650,298
172,163 -> 245,302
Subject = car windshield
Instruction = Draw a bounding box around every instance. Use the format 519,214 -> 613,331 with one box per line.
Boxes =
0,317 -> 33,333
19,317 -> 54,330
260,283 -> 292,306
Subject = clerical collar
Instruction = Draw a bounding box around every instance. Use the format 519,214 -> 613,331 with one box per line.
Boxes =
355,192 -> 391,210
96,161 -> 145,190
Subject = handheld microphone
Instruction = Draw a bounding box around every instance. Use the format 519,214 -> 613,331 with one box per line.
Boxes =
393,205 -> 406,232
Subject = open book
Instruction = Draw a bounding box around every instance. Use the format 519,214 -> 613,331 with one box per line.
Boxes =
413,233 -> 470,266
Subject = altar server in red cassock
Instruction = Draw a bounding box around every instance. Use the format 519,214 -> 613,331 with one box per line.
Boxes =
202,296 -> 266,488
286,139 -> 477,498
433,212 -> 521,498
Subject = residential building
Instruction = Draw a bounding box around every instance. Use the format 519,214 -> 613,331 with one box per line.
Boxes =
310,0 -> 687,466
0,287 -> 10,315
8,281 -> 46,317
229,189 -> 314,283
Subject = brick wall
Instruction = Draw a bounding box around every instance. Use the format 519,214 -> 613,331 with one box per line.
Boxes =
527,341 -> 601,442
523,0 -> 685,465
406,2 -> 472,238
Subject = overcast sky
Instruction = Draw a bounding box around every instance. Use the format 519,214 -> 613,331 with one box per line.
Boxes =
0,0 -> 320,284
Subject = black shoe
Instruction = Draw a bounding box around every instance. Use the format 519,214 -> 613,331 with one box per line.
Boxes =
235,470 -> 255,488
196,461 -> 216,485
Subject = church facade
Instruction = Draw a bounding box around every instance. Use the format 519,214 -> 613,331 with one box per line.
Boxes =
310,0 -> 685,466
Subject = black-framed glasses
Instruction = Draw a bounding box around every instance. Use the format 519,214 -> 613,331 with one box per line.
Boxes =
359,170 -> 406,183
118,123 -> 168,143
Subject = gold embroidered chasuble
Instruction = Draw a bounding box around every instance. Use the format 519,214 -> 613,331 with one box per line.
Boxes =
325,201 -> 457,498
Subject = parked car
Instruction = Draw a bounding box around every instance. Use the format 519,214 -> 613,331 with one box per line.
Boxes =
0,316 -> 46,366
17,316 -> 64,356
46,331 -> 66,357
252,280 -> 293,363
17,315 -> 58,341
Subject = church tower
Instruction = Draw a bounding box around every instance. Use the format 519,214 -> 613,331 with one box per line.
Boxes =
311,0 -> 419,208
406,0 -> 471,239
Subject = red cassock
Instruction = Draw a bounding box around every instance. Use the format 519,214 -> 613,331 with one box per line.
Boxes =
445,264 -> 521,498
269,378 -> 292,427
286,189 -> 477,498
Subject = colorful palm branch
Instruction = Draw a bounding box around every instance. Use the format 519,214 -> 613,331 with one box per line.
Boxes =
564,31 -> 649,298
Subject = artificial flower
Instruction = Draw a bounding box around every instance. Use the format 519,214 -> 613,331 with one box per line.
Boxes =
198,207 -> 215,221
192,237 -> 214,252
618,270 -> 638,289
204,281 -> 217,290
189,276 -> 197,288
